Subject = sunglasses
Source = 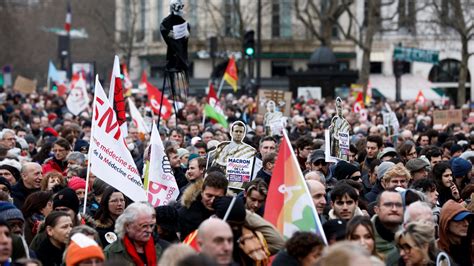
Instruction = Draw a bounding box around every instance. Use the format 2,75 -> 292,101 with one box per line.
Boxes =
314,160 -> 327,166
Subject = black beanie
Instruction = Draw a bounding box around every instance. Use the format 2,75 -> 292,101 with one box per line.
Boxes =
213,196 -> 246,223
333,161 -> 359,180
0,165 -> 21,182
0,176 -> 11,193
53,188 -> 80,213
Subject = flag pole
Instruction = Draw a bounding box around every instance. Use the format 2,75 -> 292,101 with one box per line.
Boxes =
216,76 -> 226,98
82,75 -> 99,215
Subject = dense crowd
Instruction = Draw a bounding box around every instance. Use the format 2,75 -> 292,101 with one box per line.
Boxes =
0,87 -> 472,266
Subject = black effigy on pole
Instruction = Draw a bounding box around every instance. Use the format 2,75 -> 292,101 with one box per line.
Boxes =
158,0 -> 190,130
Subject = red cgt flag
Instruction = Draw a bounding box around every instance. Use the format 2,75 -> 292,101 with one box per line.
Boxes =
140,72 -> 172,120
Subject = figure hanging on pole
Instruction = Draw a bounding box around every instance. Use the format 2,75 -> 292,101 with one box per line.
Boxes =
159,0 -> 190,127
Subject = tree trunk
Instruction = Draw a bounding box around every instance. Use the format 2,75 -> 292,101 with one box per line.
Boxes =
321,19 -> 333,47
457,36 -> 469,106
360,0 -> 379,99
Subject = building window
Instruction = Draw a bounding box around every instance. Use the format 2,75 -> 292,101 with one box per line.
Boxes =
272,0 -> 292,38
370,62 -> 382,74
136,0 -> 146,42
271,2 -> 280,37
428,59 -> 471,82
398,0 -> 416,33
271,61 -> 292,77
224,0 -> 240,37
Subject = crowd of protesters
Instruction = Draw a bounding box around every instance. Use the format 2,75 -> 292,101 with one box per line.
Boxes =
0,86 -> 472,266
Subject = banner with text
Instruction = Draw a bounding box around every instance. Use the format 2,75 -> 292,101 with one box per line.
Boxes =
226,157 -> 253,185
90,76 -> 146,202
146,122 -> 179,206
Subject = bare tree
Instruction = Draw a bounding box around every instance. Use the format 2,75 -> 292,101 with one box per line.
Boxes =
294,0 -> 354,47
430,0 -> 474,106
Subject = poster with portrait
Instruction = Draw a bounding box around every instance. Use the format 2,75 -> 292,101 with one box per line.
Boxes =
325,98 -> 350,162
72,62 -> 95,90
207,121 -> 257,190
257,89 -> 292,117
263,100 -> 285,136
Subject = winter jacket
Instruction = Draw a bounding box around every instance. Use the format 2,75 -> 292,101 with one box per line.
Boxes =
177,179 -> 213,239
272,250 -> 300,266
371,215 -> 400,265
94,219 -> 116,248
365,182 -> 384,203
42,157 -> 67,176
437,200 -> 473,266
244,210 -> 285,255
11,180 -> 39,209
34,237 -> 65,266
104,237 -> 167,265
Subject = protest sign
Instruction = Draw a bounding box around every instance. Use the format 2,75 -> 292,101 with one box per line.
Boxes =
66,74 -> 89,115
226,157 -> 254,184
13,76 -> 36,94
89,76 -> 146,202
257,89 -> 292,116
433,110 -> 462,125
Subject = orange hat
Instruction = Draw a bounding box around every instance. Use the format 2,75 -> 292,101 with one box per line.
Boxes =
65,233 -> 105,266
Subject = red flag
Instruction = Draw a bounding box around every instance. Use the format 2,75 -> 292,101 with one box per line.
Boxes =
108,56 -> 127,136
353,92 -> 364,113
140,72 -> 172,120
64,2 -> 71,33
415,90 -> 426,105
182,229 -> 200,251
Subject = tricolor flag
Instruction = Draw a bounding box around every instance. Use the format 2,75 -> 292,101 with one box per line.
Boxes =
108,56 -> 127,137
140,72 -> 172,120
223,56 -> 238,92
89,75 -> 146,203
415,90 -> 426,105
264,131 -> 327,244
64,1 -> 71,33
128,98 -> 150,134
145,122 -> 179,207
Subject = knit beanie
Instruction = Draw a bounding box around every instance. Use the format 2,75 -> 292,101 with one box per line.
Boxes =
53,188 -> 80,213
451,157 -> 472,177
0,162 -> 21,182
0,201 -> 24,222
377,161 -> 395,180
68,176 -> 86,191
0,176 -> 11,193
177,148 -> 189,159
333,161 -> 359,180
65,233 -> 105,266
213,196 -> 246,223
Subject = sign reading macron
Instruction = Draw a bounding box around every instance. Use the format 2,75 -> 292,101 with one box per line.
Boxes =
393,47 -> 439,64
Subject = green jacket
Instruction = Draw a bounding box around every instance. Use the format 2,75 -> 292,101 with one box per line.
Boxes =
104,238 -> 164,266
371,215 -> 400,266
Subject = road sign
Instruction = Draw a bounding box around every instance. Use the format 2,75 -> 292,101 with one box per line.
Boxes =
393,47 -> 439,64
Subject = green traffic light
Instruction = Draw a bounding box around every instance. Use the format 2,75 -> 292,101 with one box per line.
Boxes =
245,47 -> 254,56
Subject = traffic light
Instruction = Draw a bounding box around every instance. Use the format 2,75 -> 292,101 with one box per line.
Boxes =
243,30 -> 255,57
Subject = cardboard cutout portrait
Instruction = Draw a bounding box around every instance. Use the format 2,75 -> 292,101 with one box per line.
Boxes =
208,121 -> 257,189
263,100 -> 285,136
325,97 -> 350,162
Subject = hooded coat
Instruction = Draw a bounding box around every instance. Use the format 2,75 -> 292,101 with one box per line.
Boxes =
437,200 -> 473,266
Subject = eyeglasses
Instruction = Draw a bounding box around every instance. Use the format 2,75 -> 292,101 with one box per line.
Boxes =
381,202 -> 403,208
135,223 -> 155,231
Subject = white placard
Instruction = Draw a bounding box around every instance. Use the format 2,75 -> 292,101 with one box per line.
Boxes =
173,22 -> 188,39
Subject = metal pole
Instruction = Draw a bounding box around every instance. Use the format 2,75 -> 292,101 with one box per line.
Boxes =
256,0 -> 261,89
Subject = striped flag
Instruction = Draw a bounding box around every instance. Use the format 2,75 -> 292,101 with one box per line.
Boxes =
223,56 -> 238,92
64,1 -> 71,33
264,131 -> 327,244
